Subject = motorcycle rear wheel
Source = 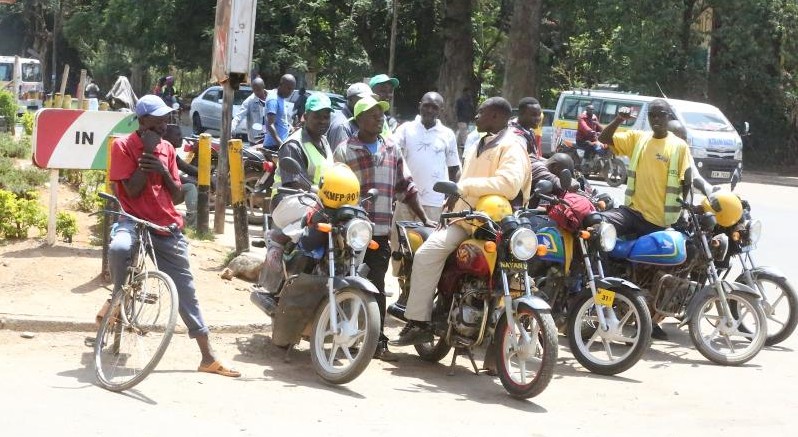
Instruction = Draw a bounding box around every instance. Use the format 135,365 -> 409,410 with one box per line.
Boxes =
414,295 -> 452,362
733,272 -> 798,346
603,158 -> 627,188
495,303 -> 557,399
567,289 -> 652,375
689,289 -> 767,365
310,288 -> 380,384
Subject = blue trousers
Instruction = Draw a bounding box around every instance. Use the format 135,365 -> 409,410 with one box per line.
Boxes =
108,219 -> 209,338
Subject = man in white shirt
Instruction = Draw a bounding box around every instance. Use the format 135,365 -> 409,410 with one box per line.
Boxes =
390,92 -> 461,275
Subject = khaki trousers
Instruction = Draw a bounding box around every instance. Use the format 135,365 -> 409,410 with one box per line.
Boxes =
404,224 -> 469,322
389,202 -> 443,275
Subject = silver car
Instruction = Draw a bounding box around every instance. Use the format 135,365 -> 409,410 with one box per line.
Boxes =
190,85 -> 252,137
541,109 -> 555,157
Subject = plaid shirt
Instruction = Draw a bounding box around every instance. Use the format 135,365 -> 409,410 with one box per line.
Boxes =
333,135 -> 418,236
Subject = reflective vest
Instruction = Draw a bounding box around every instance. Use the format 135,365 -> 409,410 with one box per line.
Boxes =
624,132 -> 683,226
272,129 -> 333,196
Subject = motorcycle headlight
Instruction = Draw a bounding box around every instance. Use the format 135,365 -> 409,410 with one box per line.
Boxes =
598,222 -> 617,252
747,219 -> 762,246
509,228 -> 538,261
345,219 -> 372,252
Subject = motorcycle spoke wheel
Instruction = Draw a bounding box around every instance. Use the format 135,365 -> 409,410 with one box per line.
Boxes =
689,290 -> 767,366
733,272 -> 798,346
414,295 -> 452,362
567,289 -> 652,375
495,304 -> 557,399
310,289 -> 379,385
604,158 -> 627,188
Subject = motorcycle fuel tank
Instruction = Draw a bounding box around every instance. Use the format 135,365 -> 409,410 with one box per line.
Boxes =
536,227 -> 566,264
610,230 -> 687,265
453,239 -> 497,277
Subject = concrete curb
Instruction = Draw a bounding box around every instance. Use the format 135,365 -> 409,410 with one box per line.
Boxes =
0,314 -> 269,334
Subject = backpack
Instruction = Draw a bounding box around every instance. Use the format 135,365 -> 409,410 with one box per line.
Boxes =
547,191 -> 596,232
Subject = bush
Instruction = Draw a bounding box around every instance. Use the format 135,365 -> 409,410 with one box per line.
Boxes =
56,211 -> 78,243
0,157 -> 48,198
71,170 -> 106,212
21,111 -> 34,136
0,189 -> 47,240
0,133 -> 31,159
0,90 -> 15,133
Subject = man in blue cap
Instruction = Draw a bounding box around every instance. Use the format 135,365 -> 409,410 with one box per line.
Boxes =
369,73 -> 400,135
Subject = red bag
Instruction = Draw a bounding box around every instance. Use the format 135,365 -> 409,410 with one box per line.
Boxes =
547,192 -> 596,232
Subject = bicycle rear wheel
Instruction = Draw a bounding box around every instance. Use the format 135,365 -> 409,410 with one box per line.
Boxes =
94,270 -> 178,391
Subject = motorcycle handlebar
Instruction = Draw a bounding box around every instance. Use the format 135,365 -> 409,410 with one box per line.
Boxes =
440,211 -> 468,220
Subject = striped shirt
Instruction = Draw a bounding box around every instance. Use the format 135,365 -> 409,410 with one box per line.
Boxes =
333,135 -> 418,236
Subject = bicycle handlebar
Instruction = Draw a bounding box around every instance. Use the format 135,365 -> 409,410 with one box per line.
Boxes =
96,192 -> 175,234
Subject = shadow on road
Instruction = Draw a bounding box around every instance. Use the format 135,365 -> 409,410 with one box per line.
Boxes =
1,244 -> 102,259
55,351 -> 158,405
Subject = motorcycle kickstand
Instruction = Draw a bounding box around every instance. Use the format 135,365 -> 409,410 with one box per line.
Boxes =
447,347 -> 480,376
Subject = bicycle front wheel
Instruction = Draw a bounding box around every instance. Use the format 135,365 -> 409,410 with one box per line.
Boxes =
94,270 -> 178,391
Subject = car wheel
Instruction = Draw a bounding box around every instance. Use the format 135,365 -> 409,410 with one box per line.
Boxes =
192,113 -> 205,135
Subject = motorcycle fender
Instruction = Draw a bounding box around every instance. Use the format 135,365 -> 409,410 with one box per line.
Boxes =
738,266 -> 789,282
594,277 -> 642,293
512,295 -> 552,313
272,274 -> 327,347
334,275 -> 380,295
684,281 -> 761,322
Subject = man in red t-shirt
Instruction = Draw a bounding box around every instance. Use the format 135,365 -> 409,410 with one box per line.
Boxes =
105,94 -> 240,378
576,104 -> 604,162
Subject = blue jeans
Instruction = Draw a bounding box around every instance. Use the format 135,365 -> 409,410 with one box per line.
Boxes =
108,219 -> 210,338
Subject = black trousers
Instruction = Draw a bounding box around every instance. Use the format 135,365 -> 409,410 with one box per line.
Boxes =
600,206 -> 664,239
364,235 -> 391,340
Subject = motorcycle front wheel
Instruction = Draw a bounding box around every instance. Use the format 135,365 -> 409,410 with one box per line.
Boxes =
734,271 -> 798,346
495,303 -> 557,399
567,289 -> 652,375
689,289 -> 767,365
603,158 -> 628,188
310,288 -> 380,384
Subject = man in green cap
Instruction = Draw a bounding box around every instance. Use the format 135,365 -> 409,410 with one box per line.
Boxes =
334,96 -> 435,361
369,73 -> 400,135
257,93 -> 335,294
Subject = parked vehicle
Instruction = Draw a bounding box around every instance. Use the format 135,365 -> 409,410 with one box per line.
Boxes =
250,158 -> 381,384
189,85 -> 252,137
0,55 -> 44,115
540,109 -> 555,156
552,90 -> 745,183
713,171 -> 798,346
525,180 -> 652,375
389,182 -> 558,399
604,169 -> 768,365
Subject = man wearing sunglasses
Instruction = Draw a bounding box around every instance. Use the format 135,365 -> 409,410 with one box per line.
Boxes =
598,98 -> 693,340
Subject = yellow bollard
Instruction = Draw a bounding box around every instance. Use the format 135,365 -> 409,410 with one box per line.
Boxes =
228,139 -> 245,205
62,94 -> 72,109
99,101 -> 109,111
196,133 -> 212,233
53,93 -> 63,108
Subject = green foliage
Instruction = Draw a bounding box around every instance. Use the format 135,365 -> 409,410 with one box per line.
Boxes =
56,211 -> 79,243
0,134 -> 31,159
0,90 -> 15,132
184,227 -> 215,241
0,156 -> 48,198
0,189 -> 47,240
69,170 -> 107,213
21,111 -> 35,136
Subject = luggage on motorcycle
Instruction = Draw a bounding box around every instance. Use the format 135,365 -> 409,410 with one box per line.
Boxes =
610,230 -> 688,265
547,192 -> 596,232
271,273 -> 327,347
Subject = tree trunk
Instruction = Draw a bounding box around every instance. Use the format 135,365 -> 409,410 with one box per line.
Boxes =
501,0 -> 543,105
437,0 -> 475,129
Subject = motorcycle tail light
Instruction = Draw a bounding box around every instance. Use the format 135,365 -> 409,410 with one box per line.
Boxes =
263,161 -> 275,172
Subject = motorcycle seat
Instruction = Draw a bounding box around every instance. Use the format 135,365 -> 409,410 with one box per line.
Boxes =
397,221 -> 434,253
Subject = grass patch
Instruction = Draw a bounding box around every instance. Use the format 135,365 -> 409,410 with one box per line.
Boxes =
0,134 -> 32,159
0,157 -> 48,198
222,249 -> 238,266
184,228 -> 216,241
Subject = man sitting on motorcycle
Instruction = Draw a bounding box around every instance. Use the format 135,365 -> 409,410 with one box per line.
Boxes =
391,97 -> 532,346
597,99 -> 693,339
576,104 -> 605,164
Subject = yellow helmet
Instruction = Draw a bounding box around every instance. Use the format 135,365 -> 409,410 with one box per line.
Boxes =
475,195 -> 513,222
702,191 -> 743,227
318,163 -> 361,208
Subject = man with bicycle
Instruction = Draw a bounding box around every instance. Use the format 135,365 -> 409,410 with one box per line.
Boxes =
105,94 -> 240,378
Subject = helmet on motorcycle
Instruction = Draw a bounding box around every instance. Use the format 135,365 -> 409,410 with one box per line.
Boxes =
546,152 -> 575,176
475,195 -> 513,222
701,190 -> 743,227
318,163 -> 361,209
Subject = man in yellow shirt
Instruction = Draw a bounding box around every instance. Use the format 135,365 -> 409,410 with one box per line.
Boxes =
598,99 -> 692,237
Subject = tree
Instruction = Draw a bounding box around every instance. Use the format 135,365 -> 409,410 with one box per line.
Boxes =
501,0 -> 543,105
437,0 -> 475,128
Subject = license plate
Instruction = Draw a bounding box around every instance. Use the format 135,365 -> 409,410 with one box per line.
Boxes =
711,171 -> 731,179
595,288 -> 616,307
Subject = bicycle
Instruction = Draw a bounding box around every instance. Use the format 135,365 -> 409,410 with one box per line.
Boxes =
93,192 -> 179,391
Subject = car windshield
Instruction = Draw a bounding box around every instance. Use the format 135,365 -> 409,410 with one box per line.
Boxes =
21,63 -> 42,82
679,109 -> 734,132
234,88 -> 251,105
0,63 -> 12,81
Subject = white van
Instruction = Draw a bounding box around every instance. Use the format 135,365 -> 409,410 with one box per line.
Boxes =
0,55 -> 44,115
552,90 -> 744,182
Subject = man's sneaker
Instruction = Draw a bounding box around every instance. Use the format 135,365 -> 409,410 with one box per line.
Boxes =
651,323 -> 669,341
373,340 -> 399,362
389,321 -> 433,347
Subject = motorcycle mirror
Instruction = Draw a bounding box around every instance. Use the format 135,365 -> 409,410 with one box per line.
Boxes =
433,181 -> 460,196
682,167 -> 693,199
744,121 -> 750,134
730,169 -> 741,192
558,169 -> 572,193
534,180 -> 554,195
279,157 -> 303,175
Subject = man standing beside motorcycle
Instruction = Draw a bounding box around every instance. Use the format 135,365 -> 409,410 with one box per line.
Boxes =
334,96 -> 436,361
576,104 -> 604,163
597,99 -> 693,339
391,97 -> 532,346
264,74 -> 296,150
232,77 -> 267,144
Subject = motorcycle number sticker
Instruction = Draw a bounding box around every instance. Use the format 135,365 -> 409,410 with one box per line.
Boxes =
595,288 -> 616,307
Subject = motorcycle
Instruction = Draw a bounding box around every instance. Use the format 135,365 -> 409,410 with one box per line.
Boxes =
713,171 -> 798,346
556,137 -> 627,188
249,158 -> 381,384
604,168 -> 768,365
390,181 -> 558,399
525,180 -> 652,375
